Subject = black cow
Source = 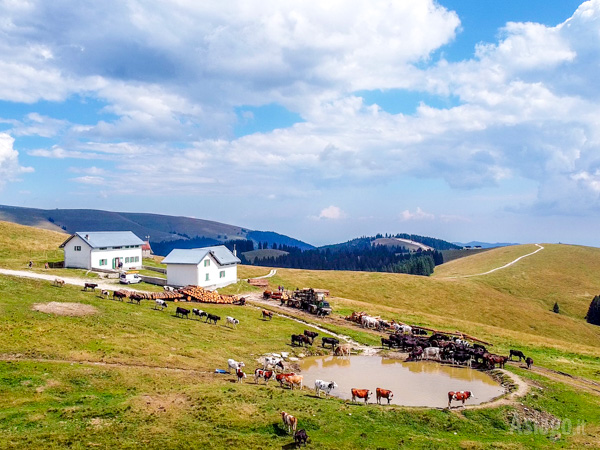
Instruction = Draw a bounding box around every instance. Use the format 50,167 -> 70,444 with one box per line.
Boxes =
381,337 -> 396,349
509,349 -> 526,362
206,313 -> 221,324
321,337 -> 339,348
175,306 -> 190,318
294,429 -> 308,447
291,334 -> 311,346
83,283 -> 98,291
304,330 -> 319,340
526,357 -> 534,369
452,351 -> 472,366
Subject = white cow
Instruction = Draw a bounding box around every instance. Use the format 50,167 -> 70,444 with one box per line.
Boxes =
226,316 -> 240,328
228,358 -> 245,373
423,347 -> 441,361
154,299 -> 168,310
314,379 -> 338,397
263,356 -> 285,371
361,315 -> 378,329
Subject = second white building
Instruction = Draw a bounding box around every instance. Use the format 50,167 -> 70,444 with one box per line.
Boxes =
162,246 -> 241,289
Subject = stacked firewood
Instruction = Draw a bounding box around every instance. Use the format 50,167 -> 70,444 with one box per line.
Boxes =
248,278 -> 269,287
130,291 -> 184,301
179,285 -> 236,304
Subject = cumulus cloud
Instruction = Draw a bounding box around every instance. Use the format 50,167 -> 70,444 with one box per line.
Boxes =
317,206 -> 347,220
400,207 -> 435,222
0,133 -> 33,188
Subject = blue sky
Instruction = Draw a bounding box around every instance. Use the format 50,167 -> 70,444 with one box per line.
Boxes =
1,1 -> 599,247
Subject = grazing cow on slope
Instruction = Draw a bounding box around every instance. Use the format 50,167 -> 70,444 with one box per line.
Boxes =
155,299 -> 167,310
226,316 -> 240,328
236,368 -> 246,383
291,334 -> 311,346
314,379 -> 338,398
263,356 -> 285,371
526,357 -> 534,369
281,411 -> 297,434
351,388 -> 371,404
282,374 -> 303,390
334,344 -> 352,356
294,429 -> 308,447
83,283 -> 98,291
206,313 -> 221,324
376,388 -> 393,405
261,310 -> 273,320
192,308 -> 207,319
175,306 -> 190,318
227,359 -> 245,373
304,330 -> 319,340
53,278 -> 65,287
100,289 -> 110,299
322,337 -> 339,349
113,291 -> 127,301
509,349 -> 526,362
276,373 -> 296,387
448,391 -> 473,409
254,369 -> 274,384
361,315 -> 378,329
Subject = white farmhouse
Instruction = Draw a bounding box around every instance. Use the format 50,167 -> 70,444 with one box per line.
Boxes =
60,231 -> 144,270
162,246 -> 240,289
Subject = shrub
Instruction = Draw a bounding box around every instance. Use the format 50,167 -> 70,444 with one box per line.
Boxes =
586,295 -> 600,326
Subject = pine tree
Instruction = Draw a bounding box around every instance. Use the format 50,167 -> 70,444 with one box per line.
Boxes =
586,296 -> 600,326
553,302 -> 560,314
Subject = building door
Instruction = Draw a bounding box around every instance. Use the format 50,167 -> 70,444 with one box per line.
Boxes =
112,257 -> 121,269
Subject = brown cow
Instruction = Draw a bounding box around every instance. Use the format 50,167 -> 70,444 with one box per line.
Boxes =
281,411 -> 297,434
376,388 -> 393,405
276,373 -> 296,387
281,374 -> 303,390
262,310 -> 273,320
254,369 -> 274,385
236,368 -> 247,383
525,357 -> 534,369
351,388 -> 371,404
448,391 -> 473,409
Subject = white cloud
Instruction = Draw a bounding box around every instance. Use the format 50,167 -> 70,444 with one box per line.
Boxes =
400,207 -> 435,221
317,206 -> 347,220
0,133 -> 33,188
70,176 -> 105,185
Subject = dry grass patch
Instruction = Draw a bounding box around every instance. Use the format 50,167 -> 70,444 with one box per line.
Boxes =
133,393 -> 191,416
32,302 -> 98,316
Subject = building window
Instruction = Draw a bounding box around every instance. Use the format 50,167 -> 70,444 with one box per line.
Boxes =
205,273 -> 210,281
125,257 -> 130,263
219,270 -> 225,278
135,256 -> 139,262
204,259 -> 210,267
74,246 -> 81,251
99,259 -> 107,266
113,246 -> 122,250
99,247 -> 107,250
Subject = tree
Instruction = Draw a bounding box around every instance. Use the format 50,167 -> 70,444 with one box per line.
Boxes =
586,295 -> 600,326
552,302 -> 560,314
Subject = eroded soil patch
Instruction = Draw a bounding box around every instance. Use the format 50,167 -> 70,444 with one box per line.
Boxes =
32,302 -> 98,316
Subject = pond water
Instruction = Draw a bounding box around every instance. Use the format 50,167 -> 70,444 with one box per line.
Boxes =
299,355 -> 504,408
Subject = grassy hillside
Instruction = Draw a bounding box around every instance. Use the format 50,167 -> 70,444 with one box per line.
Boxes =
242,249 -> 289,263
0,220 -> 67,269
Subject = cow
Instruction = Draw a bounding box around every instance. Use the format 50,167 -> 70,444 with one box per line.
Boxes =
509,349 -> 526,362
261,310 -> 273,320
236,368 -> 246,383
448,391 -> 473,409
263,356 -> 285,372
175,306 -> 190,318
129,295 -> 142,305
412,327 -> 428,335
423,347 -> 442,361
314,379 -> 338,397
83,283 -> 98,292
291,334 -> 311,346
376,388 -> 393,405
303,330 -> 319,340
155,299 -> 167,310
227,359 -> 245,373
276,373 -> 296,387
334,344 -> 352,356
53,278 -> 65,287
113,291 -> 127,301
294,429 -> 308,447
281,411 -> 297,434
206,313 -> 221,324
361,315 -> 378,329
381,337 -> 396,349
226,316 -> 240,328
452,351 -> 472,367
321,337 -> 339,349
525,357 -> 534,369
485,354 -> 508,369
254,369 -> 274,384
408,346 -> 423,361
100,289 -> 110,299
192,308 -> 207,319
282,374 -> 303,390
351,388 -> 371,404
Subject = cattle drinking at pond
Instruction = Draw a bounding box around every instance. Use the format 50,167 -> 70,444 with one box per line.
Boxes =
314,379 -> 337,398
376,388 -> 393,405
321,337 -> 339,348
351,388 -> 371,404
448,390 -> 473,409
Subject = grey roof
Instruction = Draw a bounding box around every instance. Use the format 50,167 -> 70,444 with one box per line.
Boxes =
60,231 -> 144,249
162,246 -> 241,266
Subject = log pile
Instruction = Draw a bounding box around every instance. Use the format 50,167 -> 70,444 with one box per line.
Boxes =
130,291 -> 184,301
179,285 -> 236,304
248,278 -> 269,287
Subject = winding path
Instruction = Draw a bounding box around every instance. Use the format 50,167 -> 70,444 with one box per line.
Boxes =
447,244 -> 545,279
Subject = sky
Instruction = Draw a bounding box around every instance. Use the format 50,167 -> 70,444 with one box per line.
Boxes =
0,0 -> 599,247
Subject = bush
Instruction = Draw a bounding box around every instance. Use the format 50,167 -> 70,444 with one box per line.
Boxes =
586,296 -> 600,326
553,302 -> 560,314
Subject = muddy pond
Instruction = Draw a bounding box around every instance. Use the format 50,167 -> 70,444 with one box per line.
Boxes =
298,355 -> 504,408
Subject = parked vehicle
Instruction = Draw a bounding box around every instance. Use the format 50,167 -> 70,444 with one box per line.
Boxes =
120,272 -> 141,284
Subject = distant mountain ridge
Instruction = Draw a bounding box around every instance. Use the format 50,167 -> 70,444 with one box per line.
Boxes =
0,204 -> 315,251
